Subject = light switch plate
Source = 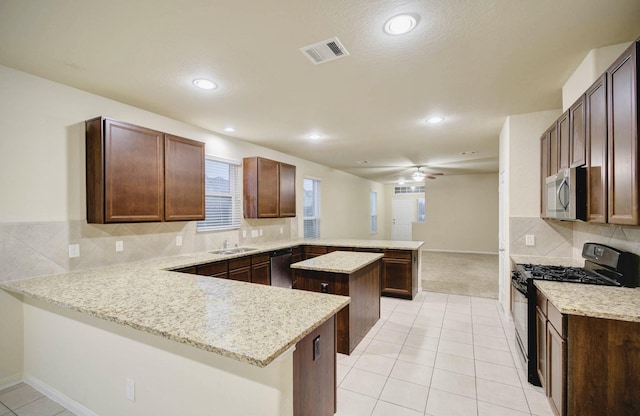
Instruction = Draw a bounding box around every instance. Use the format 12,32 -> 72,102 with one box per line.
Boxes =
251,230 -> 259,237
525,235 -> 535,247
176,236 -> 183,247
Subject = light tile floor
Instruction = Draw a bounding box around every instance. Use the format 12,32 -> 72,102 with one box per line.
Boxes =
0,291 -> 552,416
336,291 -> 553,416
0,383 -> 74,416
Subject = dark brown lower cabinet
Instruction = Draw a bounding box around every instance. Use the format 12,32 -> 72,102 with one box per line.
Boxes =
251,253 -> 270,285
381,250 -> 417,299
228,257 -> 251,282
196,261 -> 228,279
293,315 -> 336,416
293,260 -> 380,354
537,295 -> 640,416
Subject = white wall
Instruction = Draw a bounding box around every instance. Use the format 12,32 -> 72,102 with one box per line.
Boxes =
0,290 -> 23,388
562,42 -> 631,111
23,298 -> 293,416
410,174 -> 499,253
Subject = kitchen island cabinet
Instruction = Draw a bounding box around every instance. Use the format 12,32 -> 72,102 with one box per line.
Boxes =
292,251 -> 382,354
535,281 -> 640,416
0,257 -> 348,416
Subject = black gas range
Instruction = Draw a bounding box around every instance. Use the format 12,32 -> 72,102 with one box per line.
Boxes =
511,242 -> 639,386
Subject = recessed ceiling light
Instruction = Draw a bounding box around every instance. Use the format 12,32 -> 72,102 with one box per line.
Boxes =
384,14 -> 418,35
192,78 -> 217,90
426,116 -> 445,124
308,133 -> 323,140
224,127 -> 235,133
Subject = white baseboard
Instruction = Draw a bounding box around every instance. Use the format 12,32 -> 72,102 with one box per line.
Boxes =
421,248 -> 498,255
0,374 -> 22,391
24,374 -> 98,416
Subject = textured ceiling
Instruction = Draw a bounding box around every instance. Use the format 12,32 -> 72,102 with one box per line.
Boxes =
1,0 -> 639,183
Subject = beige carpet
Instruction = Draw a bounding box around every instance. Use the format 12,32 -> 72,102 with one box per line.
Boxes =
421,251 -> 499,299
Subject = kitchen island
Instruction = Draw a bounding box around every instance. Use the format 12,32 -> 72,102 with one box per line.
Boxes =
291,251 -> 382,354
0,254 -> 349,416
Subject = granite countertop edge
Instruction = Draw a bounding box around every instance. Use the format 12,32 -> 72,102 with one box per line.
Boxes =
535,280 -> 640,323
290,252 -> 384,274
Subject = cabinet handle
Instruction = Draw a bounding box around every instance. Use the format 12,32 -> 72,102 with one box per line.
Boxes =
320,283 -> 329,293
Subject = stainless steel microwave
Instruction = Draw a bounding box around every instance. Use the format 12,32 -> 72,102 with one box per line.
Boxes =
545,167 -> 586,221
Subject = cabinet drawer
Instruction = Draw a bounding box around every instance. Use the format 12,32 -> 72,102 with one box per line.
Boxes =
197,261 -> 227,276
536,290 -> 548,316
229,256 -> 251,269
383,250 -> 412,260
251,253 -> 270,264
304,246 -> 328,255
547,301 -> 566,336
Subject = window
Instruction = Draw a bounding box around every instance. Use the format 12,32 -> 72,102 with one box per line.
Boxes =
394,185 -> 425,194
303,178 -> 320,238
197,157 -> 241,231
370,191 -> 377,233
418,198 -> 425,222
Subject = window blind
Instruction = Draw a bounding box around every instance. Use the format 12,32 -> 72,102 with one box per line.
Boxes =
370,191 -> 377,233
197,157 -> 241,231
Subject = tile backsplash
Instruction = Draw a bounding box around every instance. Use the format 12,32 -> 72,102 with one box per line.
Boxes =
0,218 -> 296,282
510,217 -> 640,260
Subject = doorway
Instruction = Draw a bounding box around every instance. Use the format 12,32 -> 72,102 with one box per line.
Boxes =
391,198 -> 416,240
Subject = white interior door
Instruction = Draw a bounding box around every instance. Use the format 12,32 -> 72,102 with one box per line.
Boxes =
391,199 -> 415,241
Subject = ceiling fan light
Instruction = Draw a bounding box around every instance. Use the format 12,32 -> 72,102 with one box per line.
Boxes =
412,171 -> 425,181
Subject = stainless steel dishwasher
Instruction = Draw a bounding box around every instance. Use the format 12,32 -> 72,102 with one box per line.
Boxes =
270,248 -> 293,288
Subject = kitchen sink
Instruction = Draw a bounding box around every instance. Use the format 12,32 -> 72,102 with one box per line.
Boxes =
210,247 -> 258,255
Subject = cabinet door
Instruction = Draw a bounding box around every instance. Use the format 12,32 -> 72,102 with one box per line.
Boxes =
558,112 -> 570,171
547,323 -> 566,416
549,122 -> 559,175
586,75 -> 608,223
164,134 -> 205,221
569,96 -> 586,167
252,262 -> 270,285
540,132 -> 550,217
381,251 -> 412,299
607,43 -> 639,225
536,307 -> 547,389
257,158 -> 279,218
103,119 -> 165,222
279,162 -> 296,217
228,267 -> 251,282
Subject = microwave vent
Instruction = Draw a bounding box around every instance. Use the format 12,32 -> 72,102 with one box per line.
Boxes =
300,37 -> 349,65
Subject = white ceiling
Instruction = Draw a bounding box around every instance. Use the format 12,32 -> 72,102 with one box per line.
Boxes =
1,0 -> 639,183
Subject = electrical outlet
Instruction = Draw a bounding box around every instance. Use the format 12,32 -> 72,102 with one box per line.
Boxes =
176,236 -> 183,247
251,230 -> 259,238
68,244 -> 80,258
116,240 -> 124,252
259,229 -> 263,236
242,230 -> 247,238
126,378 -> 135,402
525,235 -> 535,247
280,227 -> 283,234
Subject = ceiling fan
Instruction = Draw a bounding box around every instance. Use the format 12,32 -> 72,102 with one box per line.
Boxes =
410,167 -> 443,182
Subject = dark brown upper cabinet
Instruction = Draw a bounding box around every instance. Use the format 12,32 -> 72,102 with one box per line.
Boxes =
607,41 -> 639,225
558,111 -> 570,171
164,134 -> 205,221
569,95 -> 586,168
243,156 -> 296,218
549,122 -> 559,176
86,117 -> 205,223
540,131 -> 550,218
585,75 -> 608,223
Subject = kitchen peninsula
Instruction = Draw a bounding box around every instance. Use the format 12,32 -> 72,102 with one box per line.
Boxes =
0,253 -> 349,416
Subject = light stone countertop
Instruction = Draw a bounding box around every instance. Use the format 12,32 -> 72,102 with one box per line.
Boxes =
290,251 -> 384,274
0,238 -> 421,367
1,260 -> 349,368
535,281 -> 640,323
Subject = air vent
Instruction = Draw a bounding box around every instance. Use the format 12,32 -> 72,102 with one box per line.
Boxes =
300,37 -> 350,65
